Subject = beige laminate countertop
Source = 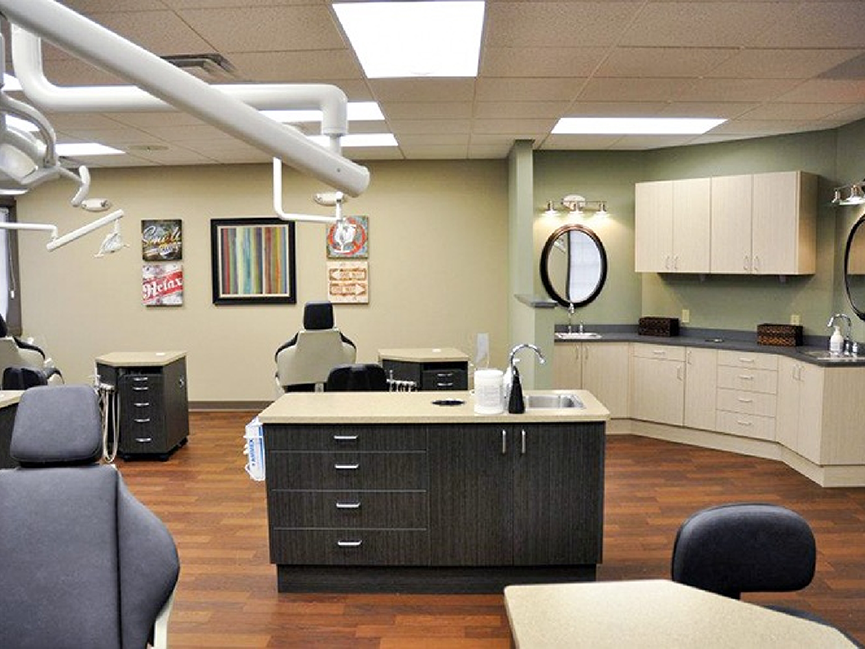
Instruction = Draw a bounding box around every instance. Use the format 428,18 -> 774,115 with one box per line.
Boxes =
95,351 -> 186,367
0,391 -> 23,409
377,347 -> 469,363
258,389 -> 609,425
505,579 -> 856,648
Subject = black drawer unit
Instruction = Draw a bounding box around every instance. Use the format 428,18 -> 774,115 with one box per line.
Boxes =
382,359 -> 468,391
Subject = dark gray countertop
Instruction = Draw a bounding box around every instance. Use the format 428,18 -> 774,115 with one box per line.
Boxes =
552,325 -> 865,367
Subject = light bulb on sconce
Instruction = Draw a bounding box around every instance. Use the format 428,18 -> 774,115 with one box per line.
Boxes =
542,200 -> 560,217
833,180 -> 865,206
542,194 -> 610,218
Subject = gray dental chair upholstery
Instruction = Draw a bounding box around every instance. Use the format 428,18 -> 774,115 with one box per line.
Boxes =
0,385 -> 179,649
0,314 -> 62,386
275,300 -> 356,392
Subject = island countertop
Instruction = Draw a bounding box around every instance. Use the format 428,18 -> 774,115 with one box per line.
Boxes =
258,389 -> 610,425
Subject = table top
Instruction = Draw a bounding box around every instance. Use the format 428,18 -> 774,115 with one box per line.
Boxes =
258,389 -> 609,425
504,579 -> 856,648
95,351 -> 186,367
377,347 -> 469,363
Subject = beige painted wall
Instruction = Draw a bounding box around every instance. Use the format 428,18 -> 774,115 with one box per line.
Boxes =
16,159 -> 509,403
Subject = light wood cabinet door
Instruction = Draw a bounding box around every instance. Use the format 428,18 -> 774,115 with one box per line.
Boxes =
634,180 -> 673,272
631,353 -> 684,426
553,343 -> 582,390
582,342 -> 630,418
710,174 -> 753,274
672,178 -> 711,273
752,171 -> 816,275
776,357 -> 824,463
684,347 -> 717,431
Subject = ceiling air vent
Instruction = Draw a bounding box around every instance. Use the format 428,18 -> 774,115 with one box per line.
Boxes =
161,53 -> 238,81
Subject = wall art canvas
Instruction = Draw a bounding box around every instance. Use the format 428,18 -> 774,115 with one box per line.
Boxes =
210,218 -> 296,305
142,219 -> 182,261
143,263 -> 183,306
326,215 -> 368,259
327,260 -> 369,304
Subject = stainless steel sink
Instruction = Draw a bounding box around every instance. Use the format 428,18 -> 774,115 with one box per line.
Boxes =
525,393 -> 585,409
554,332 -> 602,341
799,349 -> 863,362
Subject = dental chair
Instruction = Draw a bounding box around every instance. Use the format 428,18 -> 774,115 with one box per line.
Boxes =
0,385 -> 179,649
0,314 -> 62,385
275,300 -> 356,392
326,363 -> 388,392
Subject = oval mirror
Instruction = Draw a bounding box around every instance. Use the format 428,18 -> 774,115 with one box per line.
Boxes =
844,215 -> 865,320
540,224 -> 607,308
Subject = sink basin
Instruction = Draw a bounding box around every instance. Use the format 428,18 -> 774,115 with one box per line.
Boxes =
525,393 -> 585,409
554,332 -> 602,341
799,349 -> 863,362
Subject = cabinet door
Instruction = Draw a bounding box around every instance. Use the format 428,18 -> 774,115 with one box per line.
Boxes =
428,425 -> 512,565
635,181 -> 673,272
776,357 -> 800,452
795,362 -> 824,463
552,343 -> 582,389
684,347 -> 717,430
631,356 -> 684,425
752,171 -> 816,275
582,343 -> 630,418
711,174 -> 753,274
512,423 -> 605,565
672,178 -> 711,273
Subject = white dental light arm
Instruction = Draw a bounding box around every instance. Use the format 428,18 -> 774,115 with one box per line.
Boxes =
0,0 -> 370,196
272,159 -> 339,224
46,209 -> 124,251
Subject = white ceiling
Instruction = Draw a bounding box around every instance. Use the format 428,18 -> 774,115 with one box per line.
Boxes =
9,0 -> 865,168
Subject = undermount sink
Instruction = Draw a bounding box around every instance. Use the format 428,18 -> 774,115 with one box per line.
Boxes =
799,349 -> 863,362
554,331 -> 602,341
525,393 -> 585,410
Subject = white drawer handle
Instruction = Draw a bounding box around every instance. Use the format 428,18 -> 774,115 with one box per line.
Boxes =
652,350 -> 666,355
337,539 -> 363,548
333,435 -> 358,442
134,417 -> 151,423
736,420 -> 753,427
739,358 -> 756,364
737,374 -> 754,380
134,437 -> 153,443
737,397 -> 753,403
335,501 -> 361,510
334,463 -> 360,471
134,402 -> 150,407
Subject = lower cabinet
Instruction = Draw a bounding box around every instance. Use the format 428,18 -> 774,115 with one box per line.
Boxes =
684,347 -> 717,430
777,357 -> 824,463
553,342 -> 630,418
631,344 -> 685,425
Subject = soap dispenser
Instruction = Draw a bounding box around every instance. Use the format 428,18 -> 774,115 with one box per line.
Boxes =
830,325 -> 844,354
507,364 -> 525,414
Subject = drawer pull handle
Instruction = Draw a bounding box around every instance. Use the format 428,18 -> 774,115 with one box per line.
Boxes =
132,386 -> 149,392
737,374 -> 754,380
334,463 -> 360,471
134,437 -> 153,443
134,418 -> 151,424
336,501 -> 361,510
332,435 -> 359,442
652,350 -> 666,355
501,429 -> 507,455
737,397 -> 753,403
739,357 -> 756,364
521,429 -> 526,455
337,540 -> 363,548
437,382 -> 454,388
736,420 -> 752,427
134,402 -> 150,407
131,376 -> 149,382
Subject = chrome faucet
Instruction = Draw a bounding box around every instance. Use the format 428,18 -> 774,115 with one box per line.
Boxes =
507,343 -> 546,414
828,313 -> 854,354
567,303 -> 575,334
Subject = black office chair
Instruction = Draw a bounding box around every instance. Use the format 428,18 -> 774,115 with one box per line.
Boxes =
671,502 -> 860,644
274,301 -> 357,392
325,363 -> 388,392
0,385 -> 179,648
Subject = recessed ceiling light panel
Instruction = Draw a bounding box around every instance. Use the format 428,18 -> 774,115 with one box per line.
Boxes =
334,1 -> 485,79
56,143 -> 124,157
552,117 -> 726,135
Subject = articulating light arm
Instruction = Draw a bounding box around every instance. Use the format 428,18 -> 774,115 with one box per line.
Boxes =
0,209 -> 124,253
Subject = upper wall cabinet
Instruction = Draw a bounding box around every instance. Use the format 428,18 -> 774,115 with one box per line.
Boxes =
636,171 -> 817,275
634,177 -> 711,273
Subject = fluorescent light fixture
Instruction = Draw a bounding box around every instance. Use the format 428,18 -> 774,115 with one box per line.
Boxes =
3,74 -> 21,91
333,1 -> 485,78
56,143 -> 124,157
552,117 -> 726,135
309,133 -> 397,148
262,102 -> 385,124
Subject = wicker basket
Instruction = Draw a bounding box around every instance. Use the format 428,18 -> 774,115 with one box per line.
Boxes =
757,323 -> 803,347
638,317 -> 680,337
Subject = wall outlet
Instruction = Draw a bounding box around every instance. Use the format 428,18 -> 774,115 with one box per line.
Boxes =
681,309 -> 690,324
790,314 -> 801,325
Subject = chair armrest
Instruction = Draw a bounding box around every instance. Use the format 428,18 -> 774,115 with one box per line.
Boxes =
149,587 -> 176,649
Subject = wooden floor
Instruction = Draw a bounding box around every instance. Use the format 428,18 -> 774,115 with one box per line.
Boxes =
117,411 -> 865,647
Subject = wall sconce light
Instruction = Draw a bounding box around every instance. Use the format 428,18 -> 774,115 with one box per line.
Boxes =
832,180 -> 865,206
542,194 -> 609,218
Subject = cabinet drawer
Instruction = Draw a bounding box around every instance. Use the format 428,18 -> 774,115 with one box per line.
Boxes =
421,369 -> 467,391
270,529 -> 429,565
265,425 -> 427,452
267,451 -> 427,490
717,366 -> 778,394
716,411 -> 775,441
632,344 -> 685,361
717,350 -> 778,371
717,388 -> 777,417
269,490 -> 428,529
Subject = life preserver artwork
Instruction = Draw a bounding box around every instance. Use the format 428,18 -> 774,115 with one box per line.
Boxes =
326,215 -> 368,259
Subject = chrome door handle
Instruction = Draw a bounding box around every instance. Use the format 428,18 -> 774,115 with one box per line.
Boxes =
334,463 -> 359,470
332,435 -> 359,442
336,540 -> 362,548
501,429 -> 507,455
335,501 -> 361,510
521,429 -> 526,455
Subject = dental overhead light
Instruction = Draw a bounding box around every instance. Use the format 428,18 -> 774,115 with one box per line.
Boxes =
543,194 -> 610,218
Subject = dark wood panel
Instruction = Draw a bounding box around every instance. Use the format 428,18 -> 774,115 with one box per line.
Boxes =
269,529 -> 429,565
267,451 -> 428,490
268,490 -> 428,529
265,424 -> 427,452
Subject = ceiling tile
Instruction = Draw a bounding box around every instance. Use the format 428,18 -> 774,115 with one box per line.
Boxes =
398,145 -> 469,159
563,102 -> 670,117
481,47 -> 607,78
595,47 -> 735,78
707,49 -> 865,80
774,79 -> 865,103
68,10 -> 214,56
472,118 -> 557,136
382,102 -> 473,120
369,79 -> 476,103
388,120 -> 471,135
578,77 -> 691,102
741,103 -> 858,121
475,77 -> 585,102
753,2 -> 865,49
474,101 -> 570,119
227,51 -> 361,82
676,78 -> 801,103
607,134 -> 702,150
398,134 -> 470,147
658,102 -> 758,119
539,134 -> 624,150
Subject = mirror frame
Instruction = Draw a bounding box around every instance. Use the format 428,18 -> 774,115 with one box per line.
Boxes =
539,223 -> 608,308
844,214 -> 865,321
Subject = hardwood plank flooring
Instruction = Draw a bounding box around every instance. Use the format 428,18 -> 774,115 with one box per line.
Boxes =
116,412 -> 865,646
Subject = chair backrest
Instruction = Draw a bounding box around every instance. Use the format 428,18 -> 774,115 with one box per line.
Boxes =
671,502 -> 816,599
0,386 -> 179,648
0,336 -> 43,372
2,365 -> 48,390
326,363 -> 388,392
